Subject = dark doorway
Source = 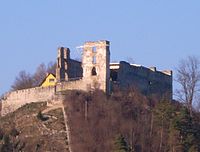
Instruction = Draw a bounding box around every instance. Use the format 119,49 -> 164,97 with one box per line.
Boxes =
110,69 -> 118,81
92,67 -> 97,76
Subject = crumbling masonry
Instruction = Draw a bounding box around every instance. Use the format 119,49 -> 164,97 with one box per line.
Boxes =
56,41 -> 110,94
0,40 -> 172,116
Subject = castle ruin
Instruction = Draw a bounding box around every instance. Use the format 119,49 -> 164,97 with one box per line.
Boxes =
56,41 -> 110,93
0,40 -> 172,116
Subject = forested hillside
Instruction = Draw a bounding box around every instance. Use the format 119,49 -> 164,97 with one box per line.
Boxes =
0,90 -> 200,152
64,90 -> 200,152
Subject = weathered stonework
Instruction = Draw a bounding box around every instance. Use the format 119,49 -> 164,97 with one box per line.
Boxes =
1,86 -> 55,115
82,41 -> 110,93
56,47 -> 83,82
56,47 -> 69,82
56,40 -> 110,93
110,61 -> 172,98
0,40 -> 173,116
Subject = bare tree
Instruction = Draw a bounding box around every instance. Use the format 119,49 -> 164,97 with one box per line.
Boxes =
33,63 -> 47,86
47,61 -> 56,75
11,71 -> 34,91
176,56 -> 200,115
11,61 -> 56,91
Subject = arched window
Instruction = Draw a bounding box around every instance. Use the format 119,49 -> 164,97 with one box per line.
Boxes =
92,67 -> 97,76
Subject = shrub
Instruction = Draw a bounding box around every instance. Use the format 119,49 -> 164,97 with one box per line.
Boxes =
0,128 -> 4,140
10,128 -> 19,137
37,111 -> 49,121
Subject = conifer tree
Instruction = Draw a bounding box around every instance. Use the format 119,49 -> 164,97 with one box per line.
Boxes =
114,134 -> 129,152
154,101 -> 176,151
173,108 -> 200,152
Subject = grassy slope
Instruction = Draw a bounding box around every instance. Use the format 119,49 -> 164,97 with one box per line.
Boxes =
0,102 -> 69,152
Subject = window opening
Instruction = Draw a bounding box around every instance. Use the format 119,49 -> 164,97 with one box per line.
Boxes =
49,78 -> 55,82
92,46 -> 97,53
92,67 -> 97,76
92,56 -> 96,64
110,70 -> 118,81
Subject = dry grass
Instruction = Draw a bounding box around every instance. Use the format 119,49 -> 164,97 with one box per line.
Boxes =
0,102 -> 69,152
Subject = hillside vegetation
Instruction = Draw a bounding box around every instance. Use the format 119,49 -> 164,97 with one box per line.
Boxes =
64,90 -> 200,152
0,102 -> 69,152
0,90 -> 200,152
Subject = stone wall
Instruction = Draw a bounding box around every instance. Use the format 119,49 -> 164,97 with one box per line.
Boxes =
0,74 -> 107,116
0,86 -> 55,116
56,76 -> 110,93
56,47 -> 83,82
116,61 -> 172,98
56,79 -> 99,93
67,59 -> 83,79
56,80 -> 85,92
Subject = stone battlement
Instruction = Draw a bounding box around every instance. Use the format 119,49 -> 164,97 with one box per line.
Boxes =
110,63 -> 172,76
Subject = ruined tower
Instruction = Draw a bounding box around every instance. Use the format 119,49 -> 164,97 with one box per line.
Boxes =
82,40 -> 110,93
56,47 -> 70,82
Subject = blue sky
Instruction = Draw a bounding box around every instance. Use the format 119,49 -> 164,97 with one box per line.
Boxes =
0,0 -> 200,95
